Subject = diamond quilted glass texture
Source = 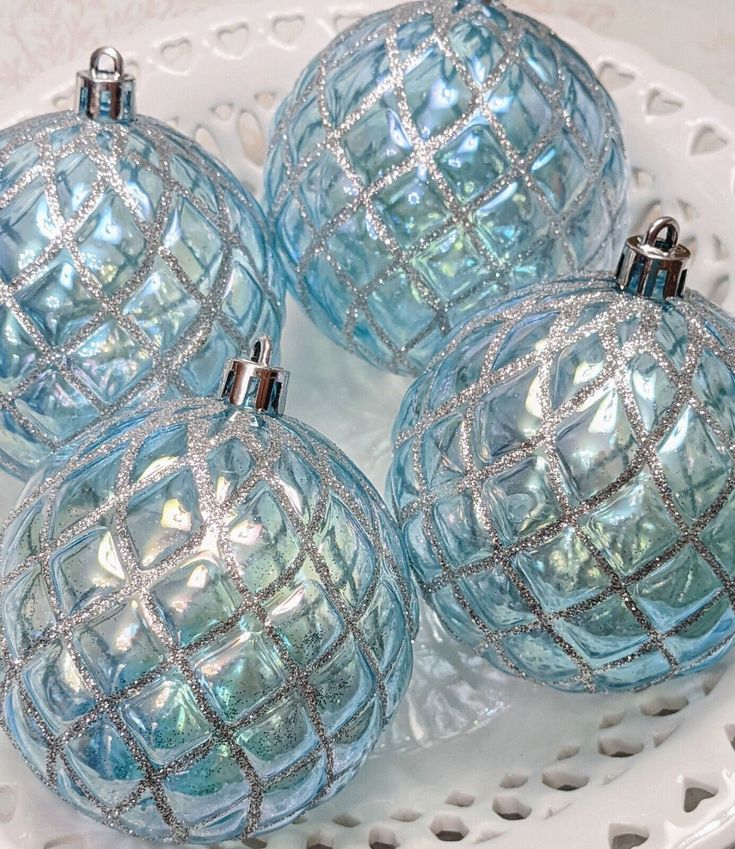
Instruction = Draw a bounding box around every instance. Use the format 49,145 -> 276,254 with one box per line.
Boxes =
265,0 -> 628,375
389,273 -> 735,692
0,399 -> 417,841
0,107 -> 283,480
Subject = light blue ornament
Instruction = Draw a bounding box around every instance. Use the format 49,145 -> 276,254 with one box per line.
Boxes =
0,47 -> 283,480
265,0 -> 628,376
0,340 -> 417,842
389,218 -> 735,693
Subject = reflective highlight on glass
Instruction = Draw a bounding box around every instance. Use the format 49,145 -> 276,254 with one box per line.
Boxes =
0,108 -> 283,479
0,399 -> 416,841
389,274 -> 735,692
265,0 -> 628,375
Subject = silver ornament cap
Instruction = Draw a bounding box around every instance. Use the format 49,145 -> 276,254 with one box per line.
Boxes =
76,46 -> 136,122
615,216 -> 691,300
220,336 -> 290,414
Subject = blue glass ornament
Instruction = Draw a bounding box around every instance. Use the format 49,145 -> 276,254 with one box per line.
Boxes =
0,340 -> 417,842
265,0 -> 628,376
0,47 -> 283,480
388,218 -> 735,693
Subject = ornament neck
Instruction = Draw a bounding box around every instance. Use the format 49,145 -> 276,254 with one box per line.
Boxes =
76,47 -> 136,122
220,337 -> 290,415
615,216 -> 690,300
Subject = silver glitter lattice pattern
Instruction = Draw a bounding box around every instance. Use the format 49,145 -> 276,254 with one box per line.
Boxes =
388,275 -> 735,692
0,399 -> 417,842
265,0 -> 628,376
0,109 -> 284,480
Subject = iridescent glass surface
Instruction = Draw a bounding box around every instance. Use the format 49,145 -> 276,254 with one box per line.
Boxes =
389,274 -> 735,691
0,107 -> 283,479
266,0 -> 628,375
0,399 -> 416,841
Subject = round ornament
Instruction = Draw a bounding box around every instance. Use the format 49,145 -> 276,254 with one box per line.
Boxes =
0,47 -> 284,481
388,218 -> 735,693
0,340 -> 417,842
265,0 -> 629,376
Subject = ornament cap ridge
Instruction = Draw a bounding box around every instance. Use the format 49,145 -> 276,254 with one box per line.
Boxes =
615,216 -> 691,300
220,336 -> 290,415
76,46 -> 136,122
